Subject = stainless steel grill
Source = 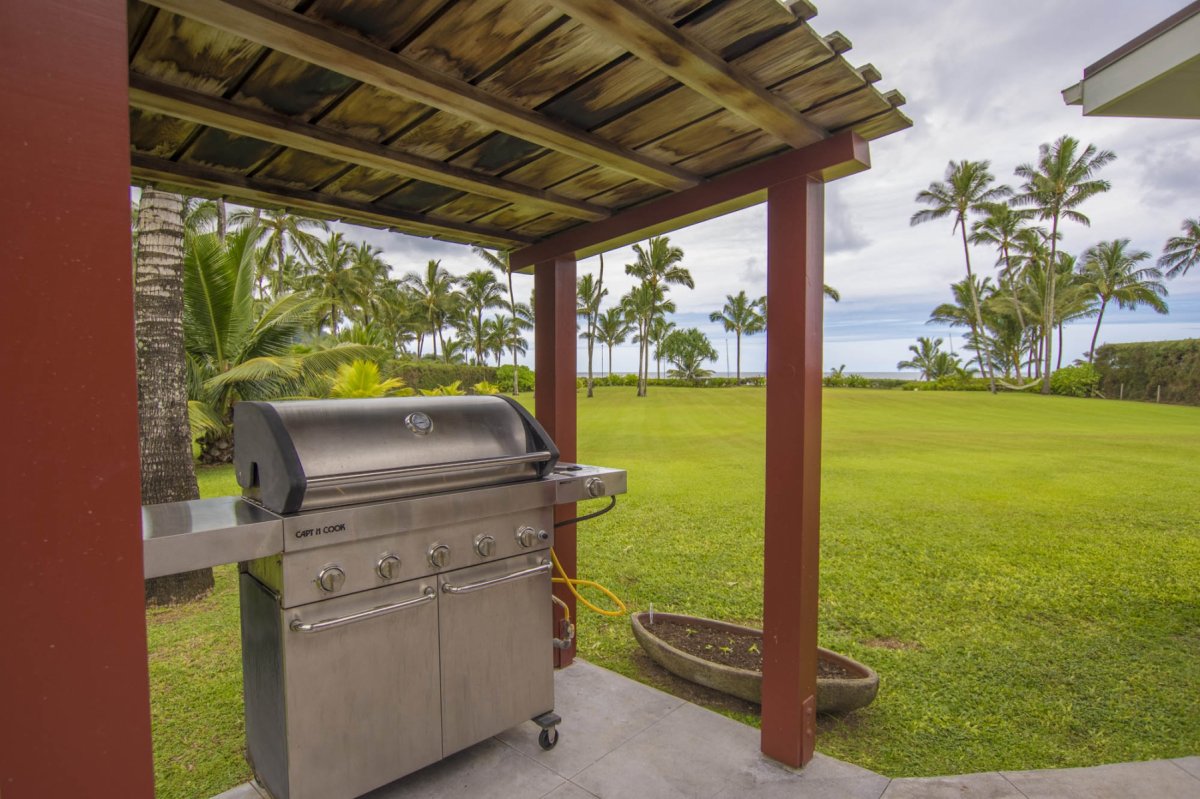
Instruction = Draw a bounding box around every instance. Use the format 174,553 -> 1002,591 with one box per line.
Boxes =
141,396 -> 625,799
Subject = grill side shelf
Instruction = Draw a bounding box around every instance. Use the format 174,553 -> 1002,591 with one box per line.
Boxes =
142,497 -> 284,579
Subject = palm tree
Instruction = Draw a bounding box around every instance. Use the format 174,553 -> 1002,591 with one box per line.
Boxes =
1159,218 -> 1200,279
403,259 -> 459,360
595,307 -> 631,377
1078,239 -> 1168,362
135,188 -> 211,605
647,316 -> 676,379
577,272 -> 607,397
660,328 -> 718,382
297,232 -> 369,335
898,336 -> 958,380
622,282 -> 671,393
184,227 -> 377,444
709,290 -> 765,382
347,241 -> 392,329
971,203 -> 1034,339
928,276 -> 995,373
458,270 -> 506,364
911,159 -> 1011,392
231,209 -> 329,299
625,236 -> 694,396
1013,135 -> 1115,390
473,246 -> 521,391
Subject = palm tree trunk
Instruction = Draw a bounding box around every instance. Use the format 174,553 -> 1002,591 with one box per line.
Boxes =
1088,301 -> 1108,363
512,346 -> 519,396
735,330 -> 742,382
331,301 -> 338,335
1057,323 -> 1064,371
960,219 -> 996,393
608,343 -> 613,377
216,197 -> 227,242
135,188 -> 213,606
1042,218 -> 1060,393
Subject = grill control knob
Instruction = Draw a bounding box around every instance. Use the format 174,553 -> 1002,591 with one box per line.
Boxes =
585,477 -> 607,498
516,526 -> 537,548
429,544 -> 451,568
475,534 -> 496,557
377,554 -> 401,581
317,566 -> 345,593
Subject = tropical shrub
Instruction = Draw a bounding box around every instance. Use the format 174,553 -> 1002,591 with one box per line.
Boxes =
419,380 -> 466,396
1093,339 -> 1200,405
1049,364 -> 1101,398
496,364 -> 536,392
472,381 -> 500,395
328,360 -> 412,398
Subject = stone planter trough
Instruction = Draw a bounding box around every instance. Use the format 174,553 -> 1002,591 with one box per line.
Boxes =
631,611 -> 878,713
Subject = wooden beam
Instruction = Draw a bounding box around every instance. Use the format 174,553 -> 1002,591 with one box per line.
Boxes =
3,0 -> 155,795
534,257 -> 578,668
510,131 -> 868,269
548,0 -> 827,148
143,0 -> 699,191
761,175 -> 824,768
129,74 -> 609,222
131,154 -> 535,249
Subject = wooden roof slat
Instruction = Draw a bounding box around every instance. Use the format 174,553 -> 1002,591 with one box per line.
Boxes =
143,0 -> 700,190
129,74 -> 609,220
132,153 -> 535,249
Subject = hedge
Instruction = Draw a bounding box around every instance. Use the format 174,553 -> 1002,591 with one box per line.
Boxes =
1093,339 -> 1200,406
388,360 -> 497,391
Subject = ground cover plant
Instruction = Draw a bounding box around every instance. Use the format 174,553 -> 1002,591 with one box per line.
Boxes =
148,388 -> 1200,796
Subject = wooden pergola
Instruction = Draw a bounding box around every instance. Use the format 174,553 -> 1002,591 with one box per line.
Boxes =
2,0 -> 910,795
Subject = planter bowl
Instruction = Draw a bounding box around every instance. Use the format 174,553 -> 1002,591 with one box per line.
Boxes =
631,611 -> 878,714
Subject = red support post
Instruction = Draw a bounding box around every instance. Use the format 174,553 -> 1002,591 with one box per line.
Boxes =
0,1 -> 156,797
534,257 -> 578,667
761,176 -> 825,768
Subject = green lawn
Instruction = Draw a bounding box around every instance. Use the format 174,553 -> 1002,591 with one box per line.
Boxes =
150,388 -> 1200,795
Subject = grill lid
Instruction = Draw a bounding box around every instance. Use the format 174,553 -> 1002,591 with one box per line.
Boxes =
234,396 -> 558,514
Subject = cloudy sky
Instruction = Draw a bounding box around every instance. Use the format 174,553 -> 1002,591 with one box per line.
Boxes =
333,0 -> 1200,375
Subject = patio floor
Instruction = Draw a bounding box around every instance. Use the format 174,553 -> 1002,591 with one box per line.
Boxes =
216,659 -> 1200,799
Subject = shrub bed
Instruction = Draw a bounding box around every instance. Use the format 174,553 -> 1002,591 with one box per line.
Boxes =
1094,339 -> 1200,405
388,360 -> 496,391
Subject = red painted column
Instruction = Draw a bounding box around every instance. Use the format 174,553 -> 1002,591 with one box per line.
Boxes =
761,176 -> 825,767
0,1 -> 155,797
534,257 -> 578,667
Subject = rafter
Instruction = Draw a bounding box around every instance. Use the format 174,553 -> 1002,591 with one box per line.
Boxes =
547,0 -> 828,149
143,0 -> 700,191
129,74 -> 608,222
510,132 -> 868,269
131,154 -> 535,249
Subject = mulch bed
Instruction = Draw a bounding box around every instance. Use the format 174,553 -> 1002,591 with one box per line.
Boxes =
647,617 -> 853,678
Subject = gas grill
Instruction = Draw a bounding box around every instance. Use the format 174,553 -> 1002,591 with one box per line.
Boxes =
141,396 -> 626,799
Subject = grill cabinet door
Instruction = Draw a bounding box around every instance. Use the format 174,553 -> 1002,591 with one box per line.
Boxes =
438,552 -> 554,755
282,577 -> 443,799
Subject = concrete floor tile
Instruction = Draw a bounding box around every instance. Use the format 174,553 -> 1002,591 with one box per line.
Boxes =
497,659 -> 684,778
572,702 -> 883,799
1171,757 -> 1200,780
881,772 -> 1024,799
363,737 -> 564,799
211,784 -> 265,799
543,783 -> 601,799
1003,759 -> 1200,799
713,775 -> 889,799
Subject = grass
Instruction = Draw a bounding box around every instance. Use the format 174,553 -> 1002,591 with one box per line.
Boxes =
149,388 -> 1200,795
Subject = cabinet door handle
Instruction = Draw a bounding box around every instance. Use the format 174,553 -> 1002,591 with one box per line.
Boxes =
290,586 -> 435,633
442,561 -> 551,595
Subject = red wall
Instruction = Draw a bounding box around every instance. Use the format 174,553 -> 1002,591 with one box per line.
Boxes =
0,1 -> 156,796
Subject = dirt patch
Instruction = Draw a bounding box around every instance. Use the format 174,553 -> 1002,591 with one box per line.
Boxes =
862,637 -> 922,651
648,617 -> 852,678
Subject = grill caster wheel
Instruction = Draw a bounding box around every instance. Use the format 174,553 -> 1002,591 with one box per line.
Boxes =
538,727 -> 559,750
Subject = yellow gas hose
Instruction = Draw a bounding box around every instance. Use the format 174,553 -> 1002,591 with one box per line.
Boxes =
550,547 -> 627,619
